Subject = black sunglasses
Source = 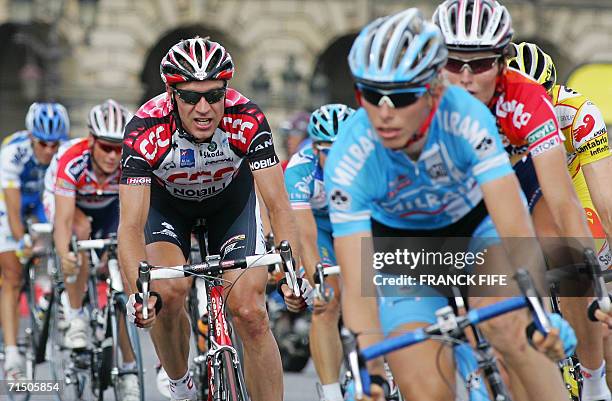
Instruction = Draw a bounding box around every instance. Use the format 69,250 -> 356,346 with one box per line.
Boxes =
172,85 -> 227,105
356,83 -> 428,108
445,56 -> 500,74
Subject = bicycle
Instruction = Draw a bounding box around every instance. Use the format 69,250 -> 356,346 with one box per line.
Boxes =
342,269 -> 554,401
51,235 -> 144,401
313,263 -> 403,401
3,221 -> 57,401
545,248 -> 612,401
138,239 -> 300,401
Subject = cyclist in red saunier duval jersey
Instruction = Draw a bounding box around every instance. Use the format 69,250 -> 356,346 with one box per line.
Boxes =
118,37 -> 304,401
434,1 -> 610,400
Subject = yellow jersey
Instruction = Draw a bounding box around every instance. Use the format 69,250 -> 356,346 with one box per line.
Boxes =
551,84 -> 610,267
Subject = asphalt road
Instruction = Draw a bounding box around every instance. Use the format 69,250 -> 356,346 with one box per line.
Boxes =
0,326 -> 320,401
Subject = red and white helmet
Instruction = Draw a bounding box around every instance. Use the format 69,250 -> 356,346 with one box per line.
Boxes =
433,0 -> 513,53
160,37 -> 234,85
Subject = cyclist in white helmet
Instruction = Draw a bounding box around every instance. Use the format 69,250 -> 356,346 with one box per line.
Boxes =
434,1 -> 610,400
326,7 -> 574,401
45,99 -> 141,400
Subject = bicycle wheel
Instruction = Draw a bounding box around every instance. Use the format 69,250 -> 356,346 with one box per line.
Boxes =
210,349 -> 248,401
22,260 -> 40,381
111,293 -> 145,401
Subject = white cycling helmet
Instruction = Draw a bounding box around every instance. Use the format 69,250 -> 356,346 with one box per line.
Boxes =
433,0 -> 513,53
88,99 -> 132,143
349,8 -> 447,87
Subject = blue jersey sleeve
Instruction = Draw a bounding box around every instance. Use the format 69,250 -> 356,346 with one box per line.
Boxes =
324,114 -> 379,237
444,87 -> 513,185
284,152 -> 313,210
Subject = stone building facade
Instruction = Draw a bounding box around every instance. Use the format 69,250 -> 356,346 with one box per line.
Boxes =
0,0 -> 611,153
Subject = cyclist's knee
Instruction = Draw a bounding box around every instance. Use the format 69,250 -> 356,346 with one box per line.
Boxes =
312,299 -> 340,323
479,312 -> 529,355
230,303 -> 269,337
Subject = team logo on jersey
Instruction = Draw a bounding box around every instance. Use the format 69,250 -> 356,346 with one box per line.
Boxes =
526,119 -> 557,145
208,141 -> 217,152
180,149 -> 195,168
474,136 -> 495,157
495,95 -> 532,129
573,114 -> 595,143
330,188 -> 351,211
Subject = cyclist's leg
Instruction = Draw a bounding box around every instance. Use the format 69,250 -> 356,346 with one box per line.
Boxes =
370,219 -> 455,400
379,296 -> 455,400
143,194 -> 194,398
310,218 -> 343,400
88,200 -> 137,366
469,214 -> 568,401
0,197 -> 24,377
208,189 -> 282,401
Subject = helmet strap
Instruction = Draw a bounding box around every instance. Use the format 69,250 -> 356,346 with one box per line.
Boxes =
402,87 -> 438,150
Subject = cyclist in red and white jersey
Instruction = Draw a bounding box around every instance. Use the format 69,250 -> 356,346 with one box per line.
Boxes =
118,37 -> 305,401
46,99 -> 141,400
434,1 -> 610,400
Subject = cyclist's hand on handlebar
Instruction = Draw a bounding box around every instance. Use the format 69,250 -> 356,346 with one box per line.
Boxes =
280,278 -> 314,313
531,314 -> 577,361
60,251 -> 79,277
356,384 -> 386,401
126,293 -> 159,329
593,308 -> 612,329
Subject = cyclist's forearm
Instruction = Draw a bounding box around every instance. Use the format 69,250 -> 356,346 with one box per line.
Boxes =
4,188 -> 24,240
53,217 -> 73,257
294,209 -> 319,283
117,223 -> 146,295
269,207 -> 302,263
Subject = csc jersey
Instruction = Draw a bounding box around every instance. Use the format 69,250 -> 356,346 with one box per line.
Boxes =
121,89 -> 278,201
325,85 -> 513,237
284,146 -> 328,218
53,138 -> 119,210
552,85 -> 611,267
490,69 -> 563,161
0,131 -> 49,220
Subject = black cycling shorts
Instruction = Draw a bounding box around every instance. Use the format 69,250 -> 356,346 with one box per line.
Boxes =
513,155 -> 542,212
80,198 -> 120,240
144,167 -> 265,260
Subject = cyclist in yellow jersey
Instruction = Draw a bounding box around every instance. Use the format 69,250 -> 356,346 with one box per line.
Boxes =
508,42 -> 612,401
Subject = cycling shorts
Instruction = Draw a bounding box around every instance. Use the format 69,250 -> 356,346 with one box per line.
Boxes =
144,169 -> 265,260
374,201 -> 499,337
0,195 -> 46,254
513,155 -> 542,212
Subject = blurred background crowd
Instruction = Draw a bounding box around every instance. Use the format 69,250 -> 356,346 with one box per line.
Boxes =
0,0 -> 610,162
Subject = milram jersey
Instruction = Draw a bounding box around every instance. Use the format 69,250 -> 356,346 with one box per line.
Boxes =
121,89 -> 278,201
52,138 -> 120,209
324,86 -> 514,237
0,131 -> 49,219
490,69 -> 563,161
284,146 -> 329,218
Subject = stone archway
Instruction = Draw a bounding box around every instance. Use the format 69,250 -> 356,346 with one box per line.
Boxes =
310,32 -> 358,108
139,25 -> 240,105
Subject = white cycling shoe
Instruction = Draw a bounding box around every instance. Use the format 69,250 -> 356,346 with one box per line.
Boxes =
64,316 -> 88,349
118,373 -> 141,401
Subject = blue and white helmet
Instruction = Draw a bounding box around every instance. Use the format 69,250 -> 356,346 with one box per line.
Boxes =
348,8 -> 448,88
25,102 -> 70,142
308,104 -> 355,143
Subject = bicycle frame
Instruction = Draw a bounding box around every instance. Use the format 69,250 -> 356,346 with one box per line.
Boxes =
346,269 -> 552,401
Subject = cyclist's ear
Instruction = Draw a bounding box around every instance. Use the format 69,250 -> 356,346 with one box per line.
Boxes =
354,86 -> 363,107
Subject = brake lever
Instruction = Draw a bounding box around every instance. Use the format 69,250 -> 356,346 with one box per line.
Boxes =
515,268 -> 552,334
139,261 -> 151,319
586,248 -> 611,313
313,262 -> 330,303
279,240 -> 301,297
